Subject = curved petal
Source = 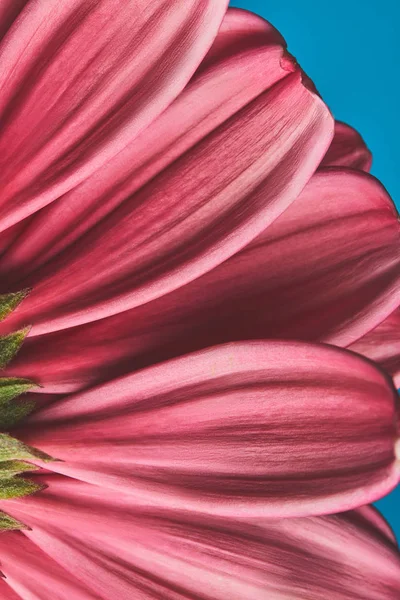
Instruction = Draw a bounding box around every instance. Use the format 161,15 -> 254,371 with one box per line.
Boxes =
349,307 -> 400,387
0,0 -> 228,232
0,69 -> 333,335
321,120 -> 372,171
0,580 -> 22,600
0,8 -> 296,277
2,480 -> 400,599
356,504 -> 397,545
0,0 -> 29,41
0,530 -> 99,599
7,168 -> 399,393
18,341 -> 400,519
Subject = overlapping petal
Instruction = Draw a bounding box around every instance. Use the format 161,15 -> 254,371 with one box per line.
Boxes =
16,341 -> 400,519
7,168 -> 399,393
0,528 -> 99,599
0,0 -> 29,41
0,71 -> 333,335
0,580 -> 23,600
0,8 -> 296,277
0,0 -> 228,232
321,120 -> 372,171
0,479 -> 399,599
349,307 -> 400,387
0,4 -> 398,599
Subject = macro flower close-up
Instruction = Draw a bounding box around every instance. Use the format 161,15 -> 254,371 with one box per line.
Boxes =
0,0 -> 399,597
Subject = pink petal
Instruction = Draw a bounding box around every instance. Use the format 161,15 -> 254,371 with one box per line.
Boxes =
0,8 -> 296,278
356,504 -> 397,545
349,307 -> 400,387
0,0 -> 28,41
0,220 -> 28,258
0,580 -> 22,600
7,168 -> 399,393
19,341 -> 400,519
321,120 -> 372,171
0,0 -> 228,232
0,530 -> 99,599
0,68 -> 333,335
2,479 -> 400,599
204,6 -> 287,59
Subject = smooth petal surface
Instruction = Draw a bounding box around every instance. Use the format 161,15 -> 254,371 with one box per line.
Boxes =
0,580 -> 22,600
321,120 -> 372,171
0,8 -> 296,276
0,0 -> 28,41
18,341 -> 400,519
0,529 -> 99,599
0,0 -> 228,232
0,69 -> 333,335
349,307 -> 400,387
7,168 -> 400,393
1,480 -> 400,599
356,504 -> 397,545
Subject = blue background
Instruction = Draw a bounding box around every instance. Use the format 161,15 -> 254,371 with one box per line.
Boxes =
230,1 -> 399,538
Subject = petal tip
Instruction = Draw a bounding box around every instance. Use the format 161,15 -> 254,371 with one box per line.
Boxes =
280,49 -> 297,73
395,439 -> 400,462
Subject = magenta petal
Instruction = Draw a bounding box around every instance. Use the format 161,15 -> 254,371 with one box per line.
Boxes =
19,341 -> 400,519
0,0 -> 228,232
356,504 -> 397,545
0,0 -> 29,41
7,167 -> 399,393
321,120 -> 372,171
0,70 -> 333,335
349,307 -> 400,387
0,530 -> 99,599
0,580 -> 23,600
0,8 -> 296,277
2,480 -> 400,599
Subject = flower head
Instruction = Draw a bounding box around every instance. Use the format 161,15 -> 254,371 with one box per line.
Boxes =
0,1 -> 398,597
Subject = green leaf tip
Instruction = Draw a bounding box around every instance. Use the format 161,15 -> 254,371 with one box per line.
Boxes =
0,290 -> 30,322
0,378 -> 37,429
0,511 -> 29,531
0,434 -> 54,463
0,476 -> 45,500
0,328 -> 30,369
0,460 -> 38,478
0,435 -> 53,501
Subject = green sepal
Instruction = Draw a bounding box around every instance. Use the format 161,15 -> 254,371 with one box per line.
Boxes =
0,437 -> 53,501
0,460 -> 37,478
0,476 -> 45,499
0,511 -> 29,531
0,290 -> 30,322
0,328 -> 30,369
0,378 -> 37,429
0,434 -> 54,463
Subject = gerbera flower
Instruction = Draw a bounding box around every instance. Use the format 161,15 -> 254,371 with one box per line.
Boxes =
0,1 -> 398,597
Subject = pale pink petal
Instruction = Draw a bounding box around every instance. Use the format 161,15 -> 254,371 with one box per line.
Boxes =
0,69 -> 333,335
321,120 -> 372,171
7,168 -> 399,393
18,341 -> 400,519
0,530 -> 99,599
0,0 -> 29,40
349,307 -> 400,387
2,479 -> 400,599
0,220 -> 28,258
212,6 -> 286,44
356,505 -> 397,545
0,8 -> 296,277
0,580 -> 21,600
0,0 -> 228,232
